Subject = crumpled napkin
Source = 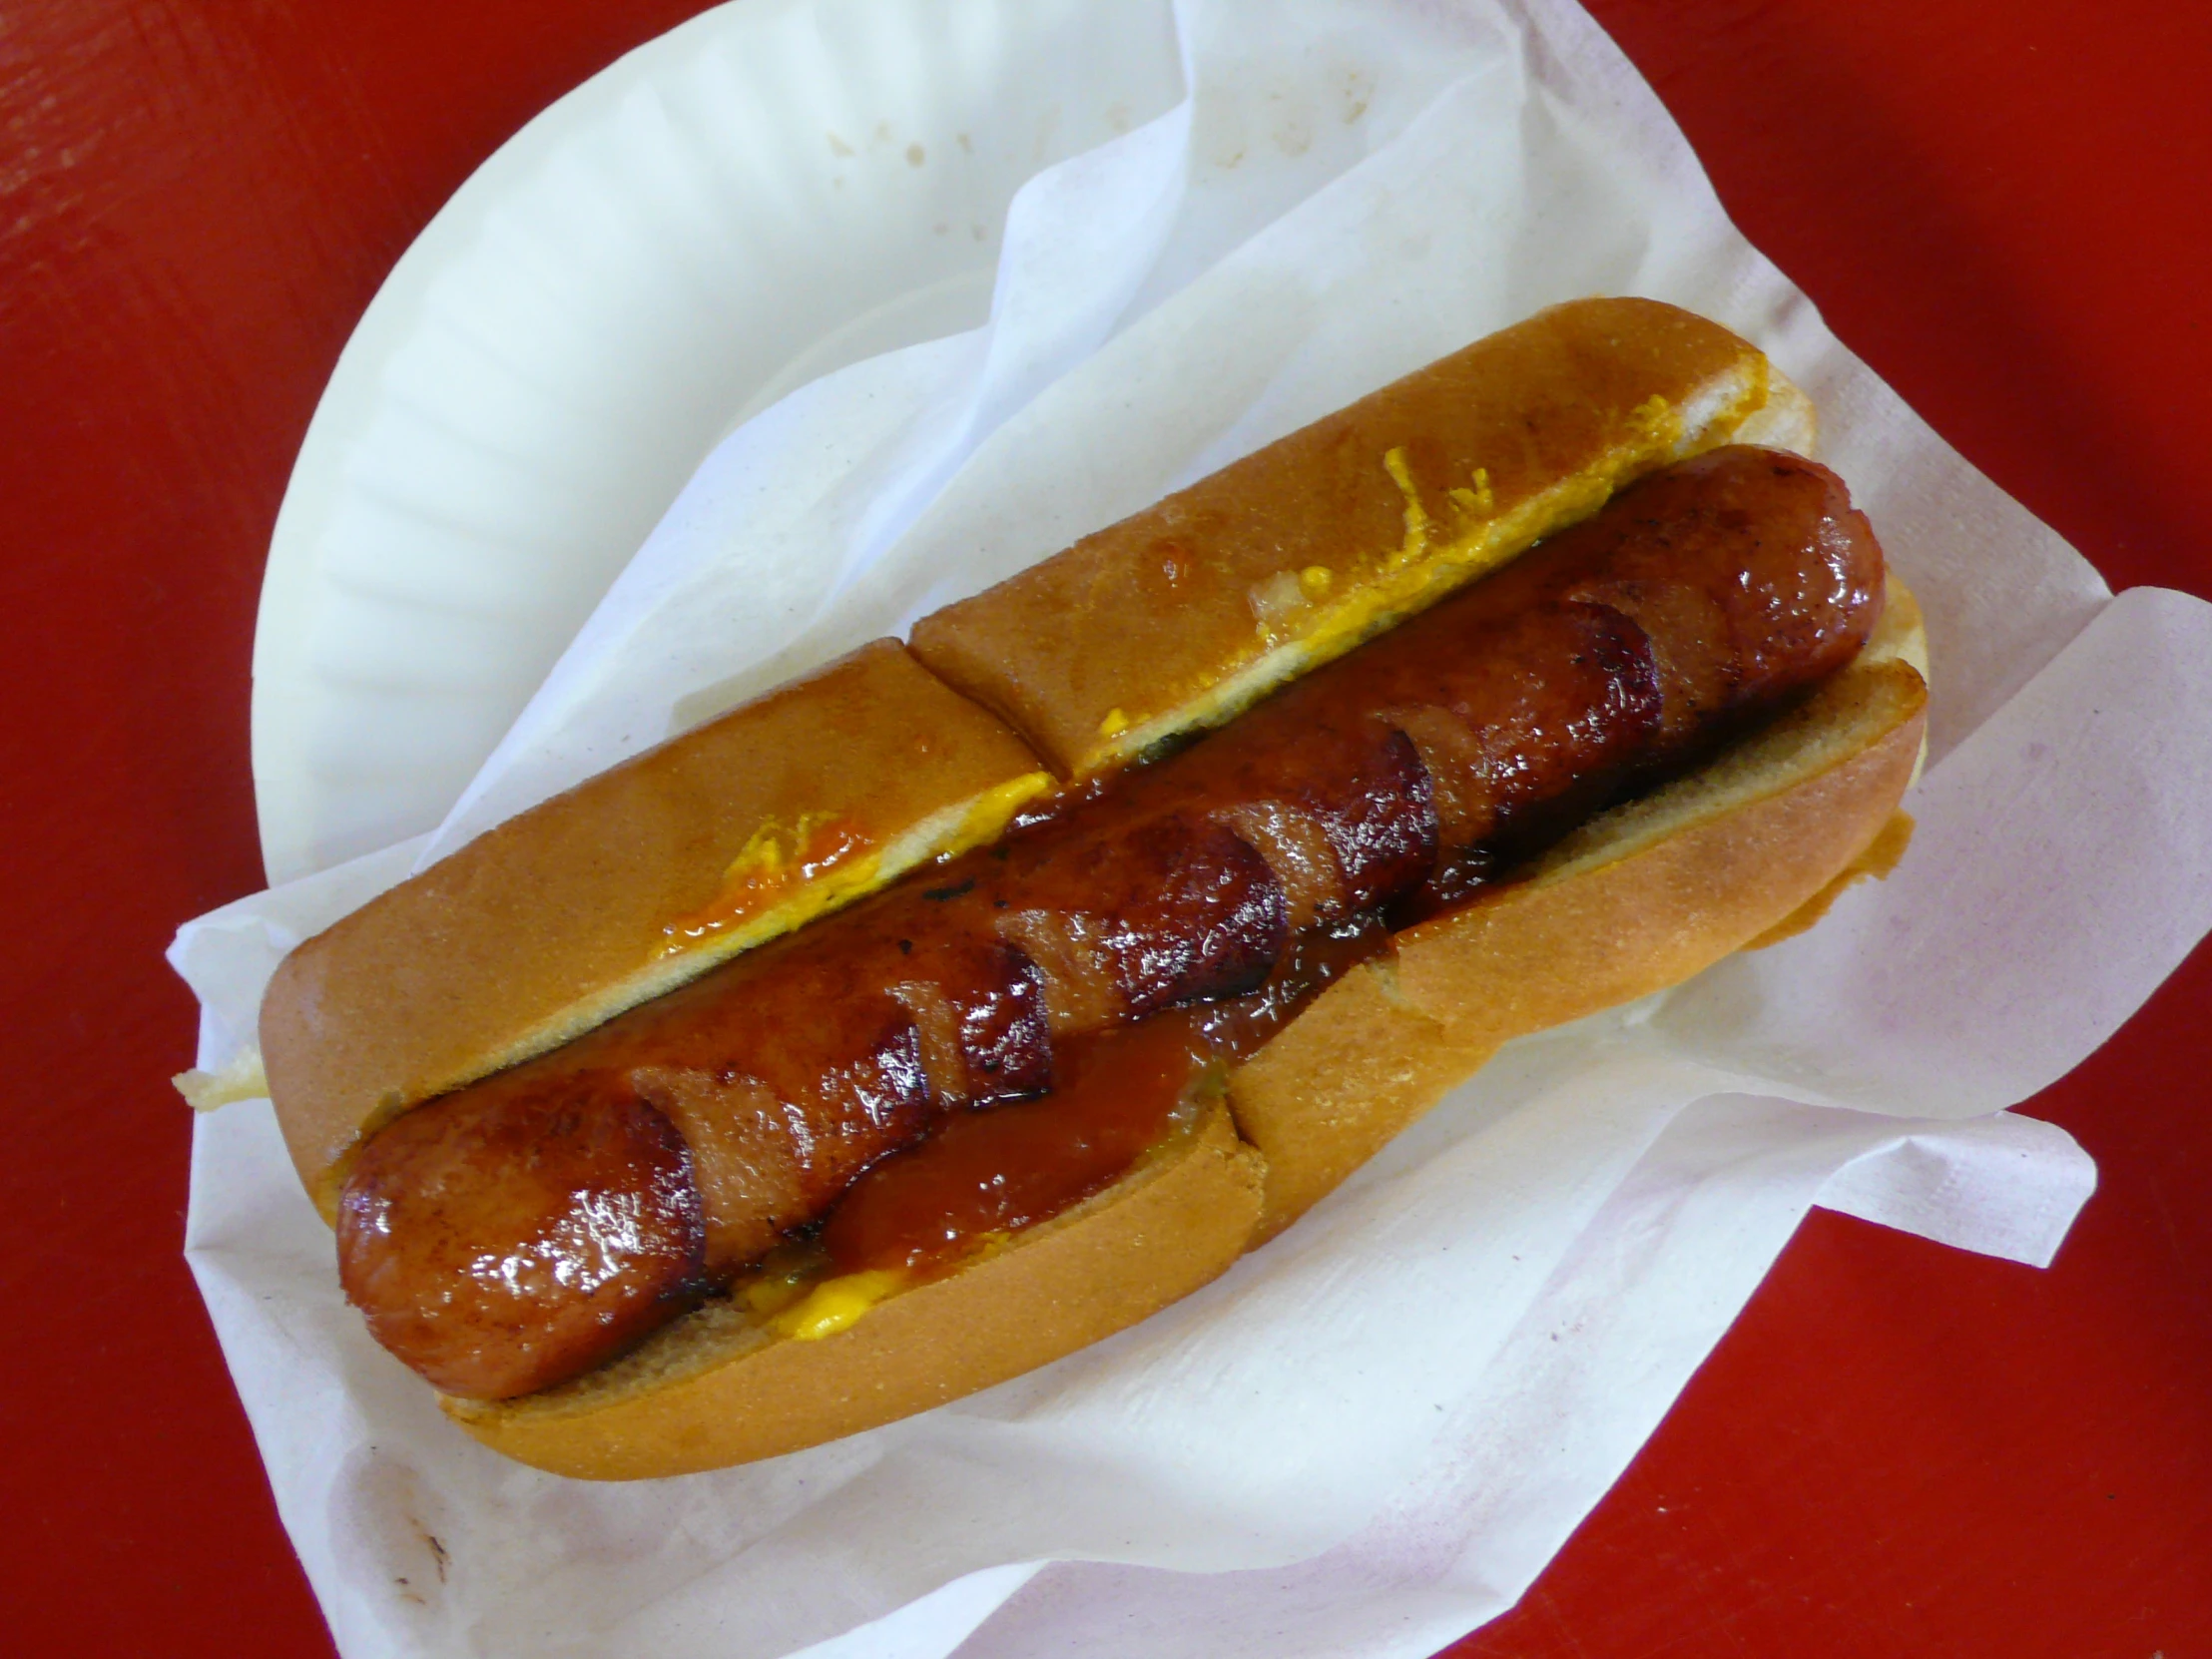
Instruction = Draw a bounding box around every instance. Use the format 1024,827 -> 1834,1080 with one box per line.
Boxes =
170,0 -> 2212,1655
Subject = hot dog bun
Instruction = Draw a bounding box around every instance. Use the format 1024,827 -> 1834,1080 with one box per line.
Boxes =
262,298 -> 1805,1210
909,297 -> 1800,777
257,298 -> 1922,1479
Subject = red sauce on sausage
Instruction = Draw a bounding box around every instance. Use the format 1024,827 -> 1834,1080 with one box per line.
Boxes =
820,1014 -> 1201,1276
818,916 -> 1388,1275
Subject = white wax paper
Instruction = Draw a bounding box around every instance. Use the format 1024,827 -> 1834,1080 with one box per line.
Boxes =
170,0 -> 2212,1655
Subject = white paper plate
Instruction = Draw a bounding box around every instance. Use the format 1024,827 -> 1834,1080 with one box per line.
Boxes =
252,0 -> 1183,884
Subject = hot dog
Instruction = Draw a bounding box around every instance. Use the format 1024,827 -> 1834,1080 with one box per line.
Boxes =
259,298 -> 1929,1477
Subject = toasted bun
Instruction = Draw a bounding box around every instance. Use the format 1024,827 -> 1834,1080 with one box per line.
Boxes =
910,296 -> 1803,778
252,299 -> 1912,1478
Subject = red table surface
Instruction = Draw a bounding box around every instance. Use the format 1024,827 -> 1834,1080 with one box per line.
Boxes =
3,2 -> 2207,1654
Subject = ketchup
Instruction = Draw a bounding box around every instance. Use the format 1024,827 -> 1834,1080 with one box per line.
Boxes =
820,1013 -> 1203,1276
818,916 -> 1387,1277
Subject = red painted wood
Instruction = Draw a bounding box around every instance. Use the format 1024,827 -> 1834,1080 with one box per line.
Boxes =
0,2 -> 2204,1655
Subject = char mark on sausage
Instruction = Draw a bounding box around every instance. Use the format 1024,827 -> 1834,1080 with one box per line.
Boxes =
974,811 -> 1292,1026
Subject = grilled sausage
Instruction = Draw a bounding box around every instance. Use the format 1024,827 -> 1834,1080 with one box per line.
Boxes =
337,446 -> 1883,1399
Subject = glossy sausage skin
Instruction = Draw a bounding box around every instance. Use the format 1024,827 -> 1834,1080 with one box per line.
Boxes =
337,446 -> 1885,1398
336,1084 -> 707,1398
